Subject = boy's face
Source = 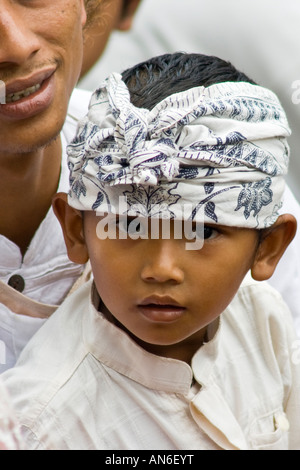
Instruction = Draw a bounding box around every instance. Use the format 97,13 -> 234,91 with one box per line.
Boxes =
83,212 -> 260,361
0,0 -> 87,155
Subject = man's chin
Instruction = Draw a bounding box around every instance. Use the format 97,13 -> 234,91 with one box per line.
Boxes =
0,130 -> 62,156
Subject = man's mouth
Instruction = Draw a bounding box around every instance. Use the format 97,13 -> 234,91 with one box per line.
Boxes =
3,67 -> 56,104
0,68 -> 56,120
6,84 -> 42,103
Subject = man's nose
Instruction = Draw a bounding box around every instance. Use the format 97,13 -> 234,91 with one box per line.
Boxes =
140,239 -> 185,285
0,6 -> 40,66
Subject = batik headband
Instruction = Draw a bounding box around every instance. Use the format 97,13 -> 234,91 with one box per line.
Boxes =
67,72 -> 290,228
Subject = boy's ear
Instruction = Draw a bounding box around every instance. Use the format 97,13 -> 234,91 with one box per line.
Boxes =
52,193 -> 89,265
117,0 -> 141,31
251,214 -> 297,281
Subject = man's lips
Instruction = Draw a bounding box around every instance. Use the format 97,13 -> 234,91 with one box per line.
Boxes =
0,67 -> 56,120
137,296 -> 186,323
6,83 -> 42,103
4,67 -> 56,98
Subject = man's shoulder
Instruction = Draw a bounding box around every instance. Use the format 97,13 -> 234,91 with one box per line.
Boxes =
1,281 -> 93,437
62,88 -> 92,144
67,88 -> 92,121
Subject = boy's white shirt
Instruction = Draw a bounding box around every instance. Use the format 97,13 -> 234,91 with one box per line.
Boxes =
3,276 -> 300,450
0,88 -> 92,373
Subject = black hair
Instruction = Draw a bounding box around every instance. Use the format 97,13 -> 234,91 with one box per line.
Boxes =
121,52 -> 256,110
84,0 -> 100,26
121,53 -> 264,243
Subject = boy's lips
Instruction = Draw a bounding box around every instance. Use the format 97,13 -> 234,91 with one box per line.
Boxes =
0,67 -> 56,120
137,295 -> 186,323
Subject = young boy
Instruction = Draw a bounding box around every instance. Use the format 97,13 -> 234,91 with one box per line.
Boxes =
3,53 -> 300,450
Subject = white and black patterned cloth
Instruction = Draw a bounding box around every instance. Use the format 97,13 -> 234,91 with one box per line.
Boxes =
68,73 -> 290,228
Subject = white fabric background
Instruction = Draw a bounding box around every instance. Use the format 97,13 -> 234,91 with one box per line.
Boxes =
80,0 -> 300,201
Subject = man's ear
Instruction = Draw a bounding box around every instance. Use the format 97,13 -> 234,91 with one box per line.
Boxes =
80,0 -> 87,27
52,193 -> 89,265
117,0 -> 141,31
251,214 -> 297,281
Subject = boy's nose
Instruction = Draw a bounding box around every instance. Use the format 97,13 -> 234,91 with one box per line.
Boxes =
140,239 -> 185,285
0,6 -> 40,66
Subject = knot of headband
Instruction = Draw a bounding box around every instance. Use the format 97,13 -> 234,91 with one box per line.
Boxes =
67,72 -> 291,228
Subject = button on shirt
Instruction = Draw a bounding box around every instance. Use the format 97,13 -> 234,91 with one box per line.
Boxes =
3,276 -> 300,450
0,89 -> 92,373
7,275 -> 25,293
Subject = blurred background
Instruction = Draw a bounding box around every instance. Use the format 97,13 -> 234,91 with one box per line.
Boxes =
79,0 -> 300,201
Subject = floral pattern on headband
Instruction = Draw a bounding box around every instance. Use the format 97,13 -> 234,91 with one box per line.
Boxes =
235,177 -> 274,220
67,73 -> 290,229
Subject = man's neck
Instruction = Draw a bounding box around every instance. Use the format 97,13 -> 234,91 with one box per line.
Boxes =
0,137 -> 62,256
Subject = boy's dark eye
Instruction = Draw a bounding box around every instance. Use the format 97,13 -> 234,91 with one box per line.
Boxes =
204,226 -> 215,239
186,224 -> 219,242
199,225 -> 219,241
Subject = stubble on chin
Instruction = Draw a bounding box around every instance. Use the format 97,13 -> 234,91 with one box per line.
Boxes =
0,129 -> 62,157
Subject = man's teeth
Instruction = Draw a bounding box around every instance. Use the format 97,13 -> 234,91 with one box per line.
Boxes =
6,84 -> 41,103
